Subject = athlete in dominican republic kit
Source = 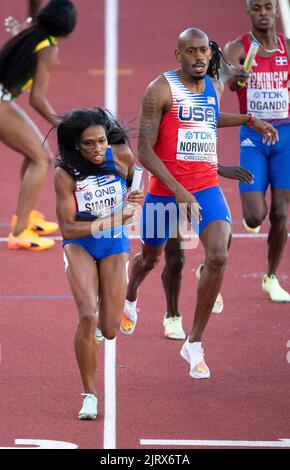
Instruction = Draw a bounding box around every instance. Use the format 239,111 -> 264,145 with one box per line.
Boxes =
224,0 -> 290,303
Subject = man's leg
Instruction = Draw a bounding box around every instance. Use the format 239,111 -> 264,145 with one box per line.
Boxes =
262,188 -> 290,301
120,242 -> 165,334
161,236 -> 186,339
162,236 -> 184,317
180,221 -> 231,379
240,191 -> 268,231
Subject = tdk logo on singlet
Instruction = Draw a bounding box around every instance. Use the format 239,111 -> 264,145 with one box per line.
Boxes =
178,105 -> 215,123
184,130 -> 213,140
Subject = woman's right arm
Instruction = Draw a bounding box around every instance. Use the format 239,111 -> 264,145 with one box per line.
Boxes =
55,168 -> 135,239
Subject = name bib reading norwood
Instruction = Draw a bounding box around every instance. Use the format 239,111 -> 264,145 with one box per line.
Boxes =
177,127 -> 217,162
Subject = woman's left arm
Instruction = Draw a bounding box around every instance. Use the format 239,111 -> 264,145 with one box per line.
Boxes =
29,46 -> 59,125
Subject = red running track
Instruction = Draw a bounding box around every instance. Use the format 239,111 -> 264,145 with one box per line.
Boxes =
0,0 -> 289,452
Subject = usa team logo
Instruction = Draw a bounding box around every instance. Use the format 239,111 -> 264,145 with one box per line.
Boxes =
276,56 -> 288,66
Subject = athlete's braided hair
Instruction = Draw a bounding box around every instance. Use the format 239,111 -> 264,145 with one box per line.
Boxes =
0,0 -> 77,92
56,107 -> 130,181
208,40 -> 232,79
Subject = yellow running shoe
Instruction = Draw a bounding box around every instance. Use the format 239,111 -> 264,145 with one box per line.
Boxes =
11,210 -> 58,236
262,274 -> 290,302
196,264 -> 224,314
8,229 -> 55,251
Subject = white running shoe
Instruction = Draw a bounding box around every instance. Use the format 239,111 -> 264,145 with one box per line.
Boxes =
78,393 -> 98,420
95,327 -> 104,343
262,274 -> 290,302
196,264 -> 224,314
180,339 -> 210,379
242,218 -> 261,234
120,299 -> 138,335
163,315 -> 186,340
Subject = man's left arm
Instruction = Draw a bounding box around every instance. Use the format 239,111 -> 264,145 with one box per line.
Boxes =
217,113 -> 278,145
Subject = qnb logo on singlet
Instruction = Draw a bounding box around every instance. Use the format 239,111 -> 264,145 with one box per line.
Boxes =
76,181 -> 122,217
176,128 -> 217,163
178,105 -> 216,123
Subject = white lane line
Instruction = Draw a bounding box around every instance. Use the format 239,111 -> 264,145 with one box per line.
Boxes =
105,0 -> 118,114
1,233 -> 290,243
140,438 -> 290,448
103,0 -> 119,450
103,338 -> 117,449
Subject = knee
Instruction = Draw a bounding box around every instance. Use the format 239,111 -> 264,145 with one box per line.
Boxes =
269,206 -> 288,227
141,251 -> 161,272
207,248 -> 228,270
78,312 -> 98,337
37,148 -> 53,170
244,209 -> 266,228
101,325 -> 118,340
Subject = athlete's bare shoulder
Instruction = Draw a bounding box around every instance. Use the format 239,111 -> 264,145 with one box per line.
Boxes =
284,36 -> 290,57
112,143 -> 134,169
143,74 -> 172,113
223,36 -> 245,66
211,77 -> 224,101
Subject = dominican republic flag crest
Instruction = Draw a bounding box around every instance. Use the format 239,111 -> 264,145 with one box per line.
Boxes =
275,56 -> 288,66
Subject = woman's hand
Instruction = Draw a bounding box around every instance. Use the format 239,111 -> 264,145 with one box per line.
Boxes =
126,185 -> 144,206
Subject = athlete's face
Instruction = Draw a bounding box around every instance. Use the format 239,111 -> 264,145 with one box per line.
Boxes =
77,125 -> 108,165
247,0 -> 278,32
175,36 -> 212,80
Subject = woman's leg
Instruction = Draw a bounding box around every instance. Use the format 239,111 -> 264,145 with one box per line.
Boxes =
0,102 -> 53,234
64,244 -> 99,395
98,253 -> 129,338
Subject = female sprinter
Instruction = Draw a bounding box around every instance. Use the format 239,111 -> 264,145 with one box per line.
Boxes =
0,0 -> 77,251
54,107 -> 144,419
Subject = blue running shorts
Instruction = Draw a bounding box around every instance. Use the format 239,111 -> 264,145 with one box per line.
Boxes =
63,225 -> 130,261
141,185 -> 231,246
239,123 -> 290,193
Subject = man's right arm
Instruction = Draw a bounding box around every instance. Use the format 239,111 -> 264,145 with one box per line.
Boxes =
223,39 -> 246,91
138,77 -> 200,220
138,77 -> 182,194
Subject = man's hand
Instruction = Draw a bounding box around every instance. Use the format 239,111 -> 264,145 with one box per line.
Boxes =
4,16 -> 32,36
224,64 -> 249,84
218,165 -> 254,183
174,184 -> 202,224
250,117 -> 279,145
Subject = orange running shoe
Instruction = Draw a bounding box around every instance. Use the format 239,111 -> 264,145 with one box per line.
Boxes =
120,300 -> 138,335
8,228 -> 55,251
11,210 -> 58,236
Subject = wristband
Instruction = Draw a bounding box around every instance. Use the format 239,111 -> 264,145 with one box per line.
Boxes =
246,113 -> 254,127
